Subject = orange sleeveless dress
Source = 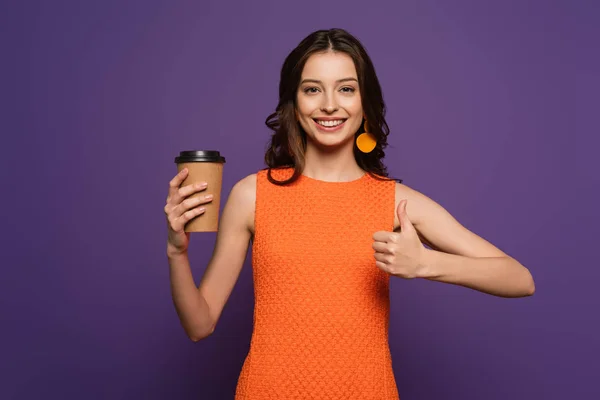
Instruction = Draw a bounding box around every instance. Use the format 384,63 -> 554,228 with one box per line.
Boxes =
234,167 -> 400,399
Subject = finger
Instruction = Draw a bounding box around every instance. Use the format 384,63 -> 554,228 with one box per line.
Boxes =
172,206 -> 206,231
168,168 -> 189,198
375,261 -> 388,271
171,181 -> 207,207
373,252 -> 392,264
397,200 -> 416,234
173,194 -> 213,218
372,230 -> 400,244
372,241 -> 394,255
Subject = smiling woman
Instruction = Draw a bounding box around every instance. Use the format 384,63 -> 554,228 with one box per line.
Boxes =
224,29 -> 405,400
263,28 -> 401,186
164,27 -> 535,400
298,68 -> 358,137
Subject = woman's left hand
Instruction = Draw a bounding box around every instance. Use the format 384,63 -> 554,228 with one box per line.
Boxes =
372,200 -> 426,279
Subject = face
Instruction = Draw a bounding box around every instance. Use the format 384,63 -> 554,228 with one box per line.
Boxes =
296,51 -> 363,149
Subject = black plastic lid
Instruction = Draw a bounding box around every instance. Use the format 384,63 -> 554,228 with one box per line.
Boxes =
174,150 -> 226,163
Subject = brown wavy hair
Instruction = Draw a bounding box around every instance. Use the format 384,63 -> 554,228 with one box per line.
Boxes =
263,28 -> 402,185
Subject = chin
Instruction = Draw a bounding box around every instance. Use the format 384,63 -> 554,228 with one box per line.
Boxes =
309,132 -> 353,149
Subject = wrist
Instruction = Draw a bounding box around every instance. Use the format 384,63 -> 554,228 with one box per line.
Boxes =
416,248 -> 437,279
167,246 -> 188,260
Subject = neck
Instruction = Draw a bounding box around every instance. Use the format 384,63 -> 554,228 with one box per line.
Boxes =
302,138 -> 364,182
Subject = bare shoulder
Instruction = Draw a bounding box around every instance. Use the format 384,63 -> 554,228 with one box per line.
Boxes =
228,173 -> 257,235
393,182 -> 431,231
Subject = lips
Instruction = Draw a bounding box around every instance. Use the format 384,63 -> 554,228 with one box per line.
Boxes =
312,117 -> 347,121
312,118 -> 347,132
313,119 -> 346,127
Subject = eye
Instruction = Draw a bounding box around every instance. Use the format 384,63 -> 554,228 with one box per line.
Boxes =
340,87 -> 356,93
303,87 -> 320,94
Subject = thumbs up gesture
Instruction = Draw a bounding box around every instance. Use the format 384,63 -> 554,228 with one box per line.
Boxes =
372,200 -> 426,279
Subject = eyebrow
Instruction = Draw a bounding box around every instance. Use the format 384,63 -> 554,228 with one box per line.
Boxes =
300,77 -> 358,85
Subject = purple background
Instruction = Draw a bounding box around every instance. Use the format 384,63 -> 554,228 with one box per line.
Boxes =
2,0 -> 598,399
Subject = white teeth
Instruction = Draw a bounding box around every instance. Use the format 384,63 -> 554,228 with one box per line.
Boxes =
316,119 -> 344,127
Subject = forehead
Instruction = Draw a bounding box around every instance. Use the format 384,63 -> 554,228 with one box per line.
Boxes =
301,51 -> 357,80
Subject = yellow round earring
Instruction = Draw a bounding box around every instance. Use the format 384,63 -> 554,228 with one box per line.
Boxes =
356,119 -> 377,153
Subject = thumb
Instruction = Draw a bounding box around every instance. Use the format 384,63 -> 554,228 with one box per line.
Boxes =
397,200 -> 415,233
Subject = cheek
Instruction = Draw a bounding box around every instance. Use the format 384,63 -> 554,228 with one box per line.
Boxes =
296,98 -> 318,116
296,119 -> 313,136
294,108 -> 313,132
339,97 -> 362,117
349,102 -> 364,131
341,96 -> 362,113
348,118 -> 363,134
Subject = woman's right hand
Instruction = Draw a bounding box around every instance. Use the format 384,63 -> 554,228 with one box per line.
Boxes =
164,168 -> 213,256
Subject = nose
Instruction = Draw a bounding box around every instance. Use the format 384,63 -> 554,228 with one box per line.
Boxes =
320,92 -> 338,113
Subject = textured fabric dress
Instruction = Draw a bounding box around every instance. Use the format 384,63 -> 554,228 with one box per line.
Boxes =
234,167 -> 400,399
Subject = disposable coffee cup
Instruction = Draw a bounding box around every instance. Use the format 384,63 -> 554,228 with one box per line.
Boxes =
174,150 -> 226,232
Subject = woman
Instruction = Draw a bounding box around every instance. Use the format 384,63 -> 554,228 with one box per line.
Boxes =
164,28 -> 535,399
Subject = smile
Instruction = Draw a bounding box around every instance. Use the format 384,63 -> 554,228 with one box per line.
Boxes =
314,119 -> 345,127
312,118 -> 347,132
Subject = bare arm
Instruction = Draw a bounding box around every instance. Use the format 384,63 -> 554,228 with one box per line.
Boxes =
392,183 -> 535,297
197,174 -> 256,333
169,174 -> 256,341
168,252 -> 215,341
